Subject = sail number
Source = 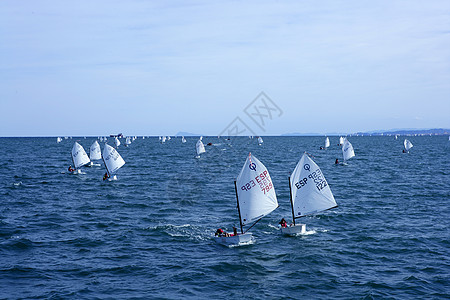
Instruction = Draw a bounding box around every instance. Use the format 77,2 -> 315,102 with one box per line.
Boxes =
294,169 -> 328,191
241,170 -> 273,194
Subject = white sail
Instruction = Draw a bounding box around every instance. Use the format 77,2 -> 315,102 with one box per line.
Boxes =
258,137 -> 263,145
167,136 -> 171,140
182,136 -> 186,143
196,138 -> 206,155
404,139 -> 413,151
56,137 -> 62,143
325,137 -> 330,148
161,136 -> 166,143
89,141 -> 102,160
125,137 -> 131,145
71,142 -> 90,169
339,136 -> 344,145
290,153 -> 337,217
342,138 -> 355,161
103,143 -> 125,175
236,153 -> 278,226
114,137 -> 120,148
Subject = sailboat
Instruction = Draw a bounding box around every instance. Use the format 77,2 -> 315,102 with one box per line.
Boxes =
71,142 -> 90,174
161,136 -> 166,143
342,138 -> 355,163
338,136 -> 344,146
281,153 -> 337,235
102,143 -> 125,181
324,137 -> 330,149
181,136 -> 186,143
88,140 -> 102,166
196,137 -> 206,157
258,136 -> 264,145
114,137 -> 121,148
125,136 -> 132,147
56,137 -> 62,143
403,139 -> 413,152
215,153 -> 278,246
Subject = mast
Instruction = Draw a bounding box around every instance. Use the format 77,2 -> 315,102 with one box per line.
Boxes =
234,181 -> 244,234
288,176 -> 296,225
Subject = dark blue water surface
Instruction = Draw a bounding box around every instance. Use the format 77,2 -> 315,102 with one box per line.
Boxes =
1,136 -> 449,299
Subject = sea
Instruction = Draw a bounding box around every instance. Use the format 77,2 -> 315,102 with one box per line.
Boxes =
0,136 -> 449,299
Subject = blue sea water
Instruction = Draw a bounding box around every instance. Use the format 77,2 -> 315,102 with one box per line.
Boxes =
0,136 -> 449,299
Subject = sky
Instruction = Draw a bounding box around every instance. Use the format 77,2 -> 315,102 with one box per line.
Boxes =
1,0 -> 449,136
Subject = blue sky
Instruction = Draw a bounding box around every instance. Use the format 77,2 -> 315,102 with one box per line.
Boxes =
1,0 -> 449,136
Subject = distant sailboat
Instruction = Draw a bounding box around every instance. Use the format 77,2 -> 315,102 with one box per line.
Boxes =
196,137 -> 206,157
181,136 -> 186,143
324,137 -> 330,149
258,136 -> 264,145
215,153 -> 278,246
342,138 -> 355,163
88,140 -> 102,166
125,136 -> 132,146
338,136 -> 345,146
102,144 -> 125,181
56,137 -> 62,143
114,137 -> 120,148
281,153 -> 337,235
71,142 -> 90,174
403,139 -> 413,152
161,136 -> 166,143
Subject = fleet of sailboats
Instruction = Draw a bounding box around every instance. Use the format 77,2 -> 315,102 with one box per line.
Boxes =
214,153 -> 278,246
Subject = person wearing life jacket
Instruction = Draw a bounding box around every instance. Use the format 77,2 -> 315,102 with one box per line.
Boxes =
279,218 -> 288,228
68,165 -> 75,172
335,158 -> 339,164
103,172 -> 110,181
215,228 -> 230,237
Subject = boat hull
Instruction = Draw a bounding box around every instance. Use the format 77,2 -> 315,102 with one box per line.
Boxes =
280,224 -> 306,235
214,233 -> 252,246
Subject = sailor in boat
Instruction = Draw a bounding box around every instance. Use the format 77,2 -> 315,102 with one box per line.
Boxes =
68,165 -> 75,172
215,228 -> 229,237
102,172 -> 110,181
335,158 -> 339,164
279,218 -> 288,228
402,149 -> 406,153
319,146 -> 324,150
207,142 -> 213,146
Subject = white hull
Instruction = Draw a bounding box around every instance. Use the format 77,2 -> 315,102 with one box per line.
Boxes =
214,233 -> 252,246
108,175 -> 118,181
280,224 -> 306,236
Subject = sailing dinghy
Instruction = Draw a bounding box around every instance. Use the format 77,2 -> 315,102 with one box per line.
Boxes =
258,137 -> 264,145
88,140 -> 102,166
215,153 -> 278,246
71,142 -> 90,174
181,136 -> 186,143
114,137 -> 121,148
342,138 -> 355,164
324,137 -> 330,149
338,136 -> 344,146
196,137 -> 206,157
403,139 -> 413,152
281,153 -> 337,235
102,143 -> 125,181
57,137 -> 62,143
